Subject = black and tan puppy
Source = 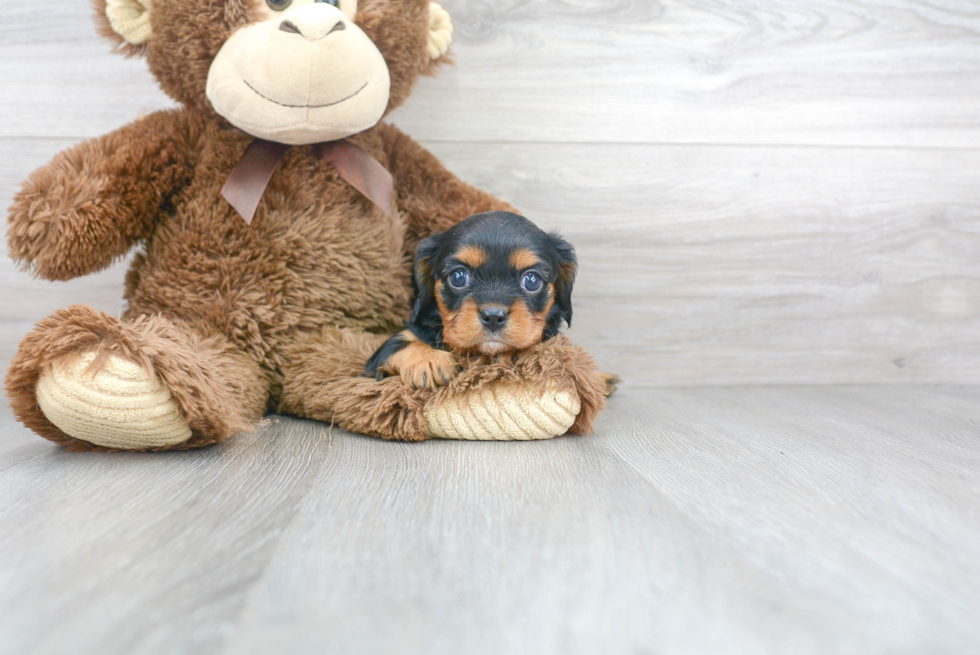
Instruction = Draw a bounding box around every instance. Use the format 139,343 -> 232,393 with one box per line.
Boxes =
365,211 -> 577,390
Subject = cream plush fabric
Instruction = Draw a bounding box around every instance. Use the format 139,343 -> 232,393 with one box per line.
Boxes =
105,0 -> 153,45
35,352 -> 192,450
206,2 -> 392,145
425,383 -> 580,441
427,3 -> 453,59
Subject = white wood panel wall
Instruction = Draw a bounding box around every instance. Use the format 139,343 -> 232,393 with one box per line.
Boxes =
2,0 -> 979,384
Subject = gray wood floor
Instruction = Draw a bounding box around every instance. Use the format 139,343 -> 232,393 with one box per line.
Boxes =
1,385 -> 979,655
3,0 -> 980,652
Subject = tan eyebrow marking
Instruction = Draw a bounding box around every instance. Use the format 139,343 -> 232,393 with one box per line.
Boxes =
455,245 -> 487,268
508,248 -> 540,271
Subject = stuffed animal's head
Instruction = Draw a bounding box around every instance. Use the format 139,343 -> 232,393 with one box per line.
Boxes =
95,0 -> 454,144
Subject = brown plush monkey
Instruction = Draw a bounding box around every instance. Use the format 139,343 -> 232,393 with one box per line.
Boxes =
4,0 -> 611,450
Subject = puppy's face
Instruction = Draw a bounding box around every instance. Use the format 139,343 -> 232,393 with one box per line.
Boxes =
413,212 -> 577,355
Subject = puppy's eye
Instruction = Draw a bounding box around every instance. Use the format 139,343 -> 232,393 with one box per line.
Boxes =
315,0 -> 339,5
521,272 -> 543,293
266,0 -> 292,10
448,269 -> 471,290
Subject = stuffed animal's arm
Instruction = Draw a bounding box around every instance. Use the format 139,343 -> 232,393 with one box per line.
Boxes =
379,123 -> 517,253
7,109 -> 200,281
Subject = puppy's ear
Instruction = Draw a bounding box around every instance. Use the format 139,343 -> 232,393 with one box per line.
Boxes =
410,234 -> 443,324
546,231 -> 577,336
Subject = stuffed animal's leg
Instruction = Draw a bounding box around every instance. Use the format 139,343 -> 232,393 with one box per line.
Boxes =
277,328 -> 432,441
4,305 -> 268,451
276,328 -> 612,442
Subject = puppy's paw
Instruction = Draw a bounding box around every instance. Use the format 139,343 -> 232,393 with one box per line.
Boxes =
386,342 -> 459,390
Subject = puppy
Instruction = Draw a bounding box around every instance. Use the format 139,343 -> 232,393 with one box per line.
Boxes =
365,211 -> 577,390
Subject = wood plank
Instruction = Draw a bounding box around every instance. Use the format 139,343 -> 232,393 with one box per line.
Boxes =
0,414 -> 333,655
0,37 -> 174,140
428,141 -> 980,385
600,385 -> 980,654
3,0 -> 980,147
1,386 -> 977,654
391,0 -> 980,147
215,385 -> 980,654
4,139 -> 980,385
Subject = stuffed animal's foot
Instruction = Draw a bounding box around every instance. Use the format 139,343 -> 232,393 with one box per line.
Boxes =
421,337 -> 613,441
424,382 -> 581,441
35,351 -> 192,450
5,305 -> 267,451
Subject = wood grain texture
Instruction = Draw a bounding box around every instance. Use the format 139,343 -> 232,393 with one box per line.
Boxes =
417,142 -> 980,385
392,0 -> 980,147
434,141 -> 980,385
3,0 -> 980,146
3,0 -> 980,384
5,138 -> 980,384
1,385 -> 977,654
3,2 -> 979,653
0,414 -> 334,655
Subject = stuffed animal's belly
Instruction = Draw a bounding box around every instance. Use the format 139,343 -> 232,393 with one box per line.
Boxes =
123,206 -> 412,363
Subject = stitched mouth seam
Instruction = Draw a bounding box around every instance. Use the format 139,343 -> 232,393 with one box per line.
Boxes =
243,79 -> 368,109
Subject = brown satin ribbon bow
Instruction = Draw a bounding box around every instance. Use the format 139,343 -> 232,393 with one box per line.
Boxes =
221,138 -> 394,224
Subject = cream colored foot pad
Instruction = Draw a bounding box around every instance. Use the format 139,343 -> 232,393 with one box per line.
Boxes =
35,352 -> 192,450
425,383 -> 580,441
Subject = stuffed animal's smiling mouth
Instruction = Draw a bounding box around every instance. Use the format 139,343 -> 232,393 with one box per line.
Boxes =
243,79 -> 369,109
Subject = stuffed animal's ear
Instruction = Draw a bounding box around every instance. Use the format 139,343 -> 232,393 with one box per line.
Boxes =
548,231 -> 577,330
426,3 -> 453,61
95,0 -> 153,55
409,234 -> 443,323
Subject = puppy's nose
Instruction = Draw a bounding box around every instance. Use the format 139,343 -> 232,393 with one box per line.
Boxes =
279,18 -> 345,40
479,306 -> 509,331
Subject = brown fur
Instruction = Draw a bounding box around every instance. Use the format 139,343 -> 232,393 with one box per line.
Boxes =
379,123 -> 518,256
4,0 -> 610,449
7,109 -> 202,281
505,296 -> 552,351
508,248 -> 539,271
276,331 -> 609,440
103,0 -> 443,119
455,245 -> 487,268
440,296 -> 484,353
437,289 -> 554,355
597,372 -> 621,398
384,337 -> 458,390
4,305 -> 266,451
